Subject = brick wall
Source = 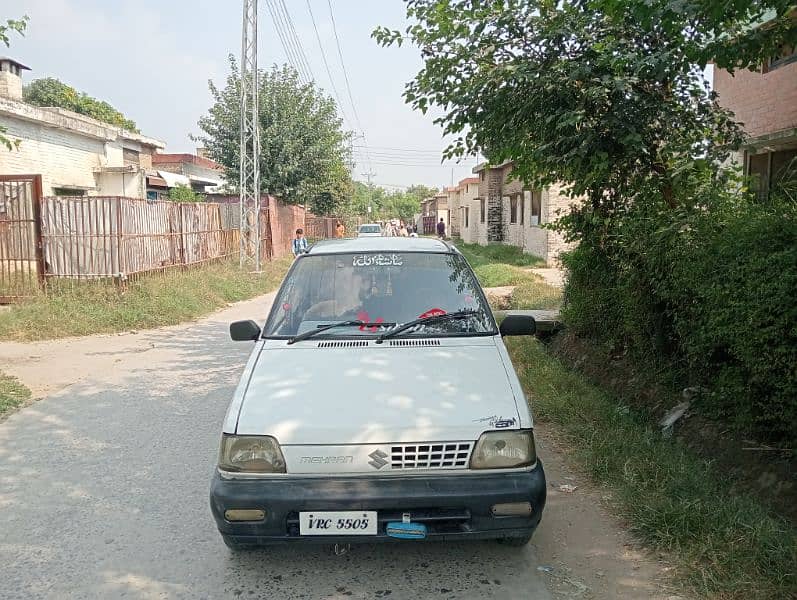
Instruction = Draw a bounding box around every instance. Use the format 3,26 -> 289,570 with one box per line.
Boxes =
714,62 -> 797,139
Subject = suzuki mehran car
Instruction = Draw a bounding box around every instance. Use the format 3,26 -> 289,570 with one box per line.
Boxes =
210,237 -> 545,549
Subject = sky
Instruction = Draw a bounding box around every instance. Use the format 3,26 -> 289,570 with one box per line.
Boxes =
10,0 -> 478,190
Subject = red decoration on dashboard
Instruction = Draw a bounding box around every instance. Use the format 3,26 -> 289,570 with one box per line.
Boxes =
419,308 -> 446,319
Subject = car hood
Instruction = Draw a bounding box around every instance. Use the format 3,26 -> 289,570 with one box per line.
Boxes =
234,339 -> 522,445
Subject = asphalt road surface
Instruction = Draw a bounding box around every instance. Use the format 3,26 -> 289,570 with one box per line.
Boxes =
0,294 -> 672,600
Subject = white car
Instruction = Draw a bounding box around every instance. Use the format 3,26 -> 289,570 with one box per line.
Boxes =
357,223 -> 382,237
211,237 -> 545,548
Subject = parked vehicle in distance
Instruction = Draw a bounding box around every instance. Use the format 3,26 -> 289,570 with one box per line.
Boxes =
211,237 -> 545,548
357,223 -> 382,237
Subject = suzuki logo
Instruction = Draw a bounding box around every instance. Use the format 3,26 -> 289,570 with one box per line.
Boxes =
368,449 -> 388,469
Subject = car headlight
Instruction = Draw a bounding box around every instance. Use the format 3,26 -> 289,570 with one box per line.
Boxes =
470,430 -> 536,469
218,434 -> 286,473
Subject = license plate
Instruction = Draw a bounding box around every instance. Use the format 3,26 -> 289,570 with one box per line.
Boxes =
299,511 -> 377,535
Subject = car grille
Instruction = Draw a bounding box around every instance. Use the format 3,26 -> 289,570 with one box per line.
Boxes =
390,442 -> 473,470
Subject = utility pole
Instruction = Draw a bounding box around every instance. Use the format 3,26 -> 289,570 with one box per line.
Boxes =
239,0 -> 261,270
361,170 -> 375,217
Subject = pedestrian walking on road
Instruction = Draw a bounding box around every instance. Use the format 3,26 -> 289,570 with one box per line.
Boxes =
292,228 -> 308,258
336,221 -> 346,238
437,218 -> 446,239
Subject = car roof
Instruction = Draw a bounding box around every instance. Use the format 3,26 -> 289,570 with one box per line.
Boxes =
307,236 -> 455,255
359,223 -> 381,227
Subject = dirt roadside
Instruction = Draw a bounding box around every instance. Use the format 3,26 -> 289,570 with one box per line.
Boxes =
0,292 -> 684,599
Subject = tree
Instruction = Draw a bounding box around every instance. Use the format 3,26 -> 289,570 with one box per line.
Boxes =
374,1 -> 795,220
0,15 -> 27,150
195,57 -> 353,211
23,78 -> 139,132
168,184 -> 204,203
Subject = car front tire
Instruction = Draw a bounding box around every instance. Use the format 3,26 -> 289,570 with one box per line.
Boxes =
222,534 -> 258,552
497,533 -> 533,547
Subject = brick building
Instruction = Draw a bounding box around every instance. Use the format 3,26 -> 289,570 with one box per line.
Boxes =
713,24 -> 797,199
461,161 -> 573,265
151,152 -> 226,195
0,57 -> 165,198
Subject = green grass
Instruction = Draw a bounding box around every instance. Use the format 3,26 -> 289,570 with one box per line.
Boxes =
0,257 -> 292,342
0,372 -> 31,417
455,240 -> 546,269
454,240 -> 562,310
507,337 -> 797,600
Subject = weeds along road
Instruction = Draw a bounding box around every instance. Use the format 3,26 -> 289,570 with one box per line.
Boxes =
0,293 -> 674,600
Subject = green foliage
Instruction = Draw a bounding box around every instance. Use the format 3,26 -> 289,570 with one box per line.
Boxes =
168,184 -> 204,203
506,336 -> 797,600
345,181 -> 429,221
561,192 -> 797,443
23,77 -> 139,132
0,371 -> 31,417
0,258 -> 292,342
0,14 -> 28,150
196,57 -> 352,212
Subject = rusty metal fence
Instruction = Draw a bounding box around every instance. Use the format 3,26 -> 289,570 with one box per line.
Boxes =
0,175 -> 44,302
39,196 -> 239,281
0,181 -> 348,302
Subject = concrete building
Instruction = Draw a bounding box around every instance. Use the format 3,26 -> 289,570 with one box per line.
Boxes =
151,152 -> 226,194
713,23 -> 797,199
467,161 -> 574,265
420,191 -> 449,235
452,177 -> 482,244
0,57 -> 165,198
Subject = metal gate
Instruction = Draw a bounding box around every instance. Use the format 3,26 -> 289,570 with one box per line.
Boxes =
0,175 -> 44,302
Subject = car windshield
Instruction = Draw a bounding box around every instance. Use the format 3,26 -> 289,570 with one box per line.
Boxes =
359,225 -> 380,233
264,252 -> 495,338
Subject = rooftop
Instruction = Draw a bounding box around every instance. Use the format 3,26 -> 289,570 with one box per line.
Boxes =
0,57 -> 30,70
307,236 -> 453,255
152,153 -> 222,170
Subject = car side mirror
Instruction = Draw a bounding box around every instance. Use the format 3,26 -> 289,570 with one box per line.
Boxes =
230,320 -> 261,341
499,314 -> 536,337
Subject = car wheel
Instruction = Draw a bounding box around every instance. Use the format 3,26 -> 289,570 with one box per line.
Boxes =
497,534 -> 532,547
222,535 -> 257,552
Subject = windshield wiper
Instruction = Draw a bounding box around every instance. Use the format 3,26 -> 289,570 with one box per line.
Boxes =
375,310 -> 479,344
287,320 -> 395,345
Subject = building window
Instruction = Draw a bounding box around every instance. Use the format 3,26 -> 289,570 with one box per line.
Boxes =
519,193 -> 525,225
763,43 -> 797,72
123,148 -> 140,166
479,171 -> 485,181
529,190 -> 542,226
747,148 -> 797,200
509,195 -> 518,223
464,206 -> 469,228
479,198 -> 485,223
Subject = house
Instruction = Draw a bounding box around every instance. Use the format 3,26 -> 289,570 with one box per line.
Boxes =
451,177 -> 480,243
713,17 -> 797,199
444,185 -> 460,236
419,191 -> 448,234
465,161 -> 573,265
150,151 -> 226,199
0,58 -> 165,198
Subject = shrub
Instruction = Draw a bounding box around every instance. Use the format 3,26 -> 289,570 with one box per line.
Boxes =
561,194 -> 797,444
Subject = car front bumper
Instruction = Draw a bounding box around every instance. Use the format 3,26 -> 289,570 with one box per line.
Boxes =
209,462 -> 546,544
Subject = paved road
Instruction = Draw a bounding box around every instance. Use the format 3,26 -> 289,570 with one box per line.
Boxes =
0,294 -> 675,600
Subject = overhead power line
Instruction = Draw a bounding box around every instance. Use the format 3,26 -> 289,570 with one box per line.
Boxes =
325,0 -> 373,175
265,0 -> 312,84
305,0 -> 354,130
275,0 -> 315,82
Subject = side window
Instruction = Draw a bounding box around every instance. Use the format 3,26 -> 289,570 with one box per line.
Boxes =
531,191 -> 542,225
508,196 -> 516,224
479,198 -> 485,223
